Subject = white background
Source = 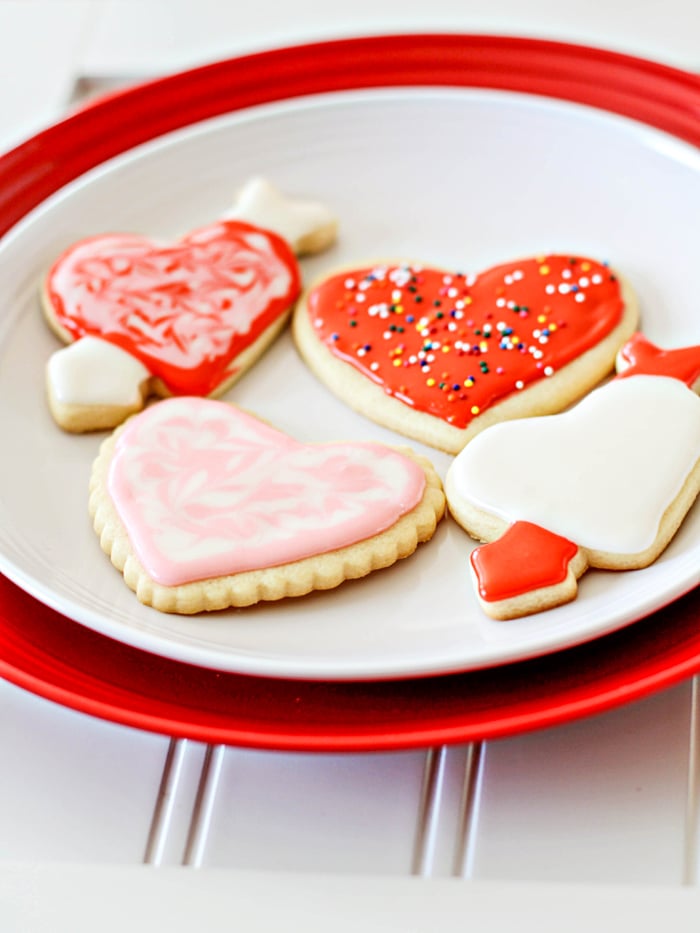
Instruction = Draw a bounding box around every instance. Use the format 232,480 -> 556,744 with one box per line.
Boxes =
1,2 -> 700,929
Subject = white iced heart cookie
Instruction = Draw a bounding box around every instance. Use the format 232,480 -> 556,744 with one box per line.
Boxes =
445,335 -> 700,619
43,178 -> 338,433
89,397 -> 445,614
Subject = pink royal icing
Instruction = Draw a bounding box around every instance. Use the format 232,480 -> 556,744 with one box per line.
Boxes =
107,398 -> 427,586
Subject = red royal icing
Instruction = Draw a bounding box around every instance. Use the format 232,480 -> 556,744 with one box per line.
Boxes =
616,333 -> 700,388
307,256 -> 624,428
470,521 -> 579,603
46,220 -> 300,396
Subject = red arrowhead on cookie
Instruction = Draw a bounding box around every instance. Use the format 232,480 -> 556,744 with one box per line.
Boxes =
294,255 -> 639,453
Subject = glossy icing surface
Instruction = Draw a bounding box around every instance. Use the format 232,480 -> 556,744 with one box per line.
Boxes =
48,336 -> 150,406
107,397 -> 426,586
226,176 -> 335,249
307,255 -> 625,428
47,220 -> 300,396
616,332 -> 700,386
447,375 -> 700,554
470,521 -> 579,602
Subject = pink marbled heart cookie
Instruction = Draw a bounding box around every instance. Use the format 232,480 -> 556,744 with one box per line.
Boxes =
89,397 -> 445,613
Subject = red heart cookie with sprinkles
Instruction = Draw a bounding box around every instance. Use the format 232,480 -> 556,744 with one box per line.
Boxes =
43,219 -> 300,397
294,255 -> 639,453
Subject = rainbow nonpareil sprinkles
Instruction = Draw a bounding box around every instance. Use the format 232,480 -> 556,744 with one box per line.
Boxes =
306,255 -> 623,429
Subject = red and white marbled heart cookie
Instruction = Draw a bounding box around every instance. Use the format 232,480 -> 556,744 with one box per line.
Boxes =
43,178 -> 337,432
294,255 -> 639,453
89,396 -> 445,613
45,221 -> 299,394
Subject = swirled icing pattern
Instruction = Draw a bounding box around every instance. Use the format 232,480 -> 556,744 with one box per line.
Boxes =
107,398 -> 426,586
46,220 -> 300,396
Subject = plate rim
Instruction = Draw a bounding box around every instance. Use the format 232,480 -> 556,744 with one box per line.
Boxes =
1,33 -> 700,748
3,33 -> 700,238
1,570 -> 699,752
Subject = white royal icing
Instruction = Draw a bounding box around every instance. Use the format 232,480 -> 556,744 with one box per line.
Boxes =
447,375 -> 700,554
47,336 -> 150,407
226,177 -> 335,251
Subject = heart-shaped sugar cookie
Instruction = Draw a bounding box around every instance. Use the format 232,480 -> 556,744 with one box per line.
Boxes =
45,220 -> 300,397
448,375 -> 700,555
90,397 -> 445,613
445,338 -> 700,619
295,255 -> 638,452
42,178 -> 339,433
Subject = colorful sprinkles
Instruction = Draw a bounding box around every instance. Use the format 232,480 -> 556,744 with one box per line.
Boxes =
307,255 -> 624,429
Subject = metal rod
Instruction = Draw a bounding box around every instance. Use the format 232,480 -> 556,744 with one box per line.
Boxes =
411,745 -> 448,876
182,744 -> 226,867
683,676 -> 700,885
143,738 -> 188,866
453,741 -> 485,878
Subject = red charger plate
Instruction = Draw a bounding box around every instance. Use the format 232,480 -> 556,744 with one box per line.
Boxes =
2,570 -> 700,751
1,34 -> 700,751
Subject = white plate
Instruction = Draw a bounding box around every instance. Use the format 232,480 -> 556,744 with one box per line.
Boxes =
0,88 -> 699,681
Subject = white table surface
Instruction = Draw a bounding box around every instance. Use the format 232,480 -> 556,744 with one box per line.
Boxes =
1,2 -> 700,928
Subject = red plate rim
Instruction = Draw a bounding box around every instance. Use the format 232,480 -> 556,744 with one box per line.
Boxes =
1,34 -> 700,751
2,33 -> 700,236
